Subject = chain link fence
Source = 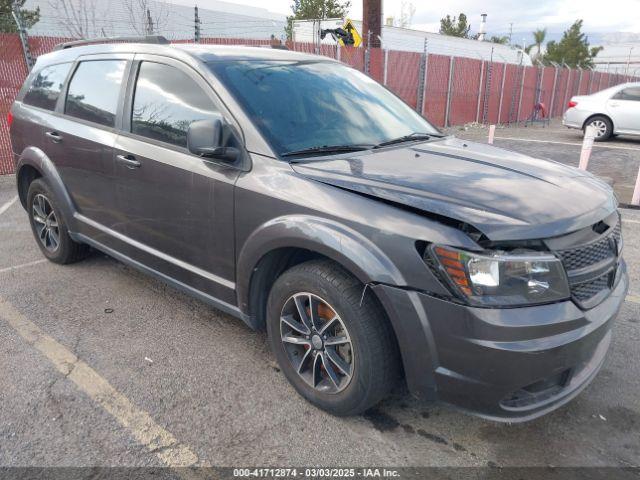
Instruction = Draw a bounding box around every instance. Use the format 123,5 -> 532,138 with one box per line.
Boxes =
1,9 -> 639,175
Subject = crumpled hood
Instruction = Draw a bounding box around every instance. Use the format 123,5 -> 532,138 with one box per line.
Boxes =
291,136 -> 618,241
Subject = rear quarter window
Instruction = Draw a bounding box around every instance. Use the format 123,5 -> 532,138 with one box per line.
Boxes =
23,63 -> 72,111
613,87 -> 640,101
65,60 -> 127,127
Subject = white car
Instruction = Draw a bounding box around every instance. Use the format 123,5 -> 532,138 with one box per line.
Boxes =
563,82 -> 640,141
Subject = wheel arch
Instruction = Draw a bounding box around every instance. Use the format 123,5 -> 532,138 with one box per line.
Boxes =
582,113 -> 614,131
15,147 -> 77,227
237,215 -> 406,330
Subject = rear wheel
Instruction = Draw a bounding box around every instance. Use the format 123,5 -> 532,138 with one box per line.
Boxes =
585,115 -> 612,141
266,260 -> 400,415
27,178 -> 89,264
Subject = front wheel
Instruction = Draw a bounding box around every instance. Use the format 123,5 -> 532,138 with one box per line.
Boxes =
585,116 -> 612,141
266,260 -> 400,416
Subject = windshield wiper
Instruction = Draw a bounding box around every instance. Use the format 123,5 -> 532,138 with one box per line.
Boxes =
281,144 -> 374,158
374,132 -> 441,148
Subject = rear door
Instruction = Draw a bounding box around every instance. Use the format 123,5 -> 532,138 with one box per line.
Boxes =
112,55 -> 241,304
607,87 -> 640,133
48,55 -> 132,231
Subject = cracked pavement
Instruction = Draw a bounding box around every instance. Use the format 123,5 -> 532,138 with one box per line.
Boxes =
1,157 -> 640,469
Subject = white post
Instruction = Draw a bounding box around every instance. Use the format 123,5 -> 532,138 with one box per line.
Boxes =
579,126 -> 597,170
632,167 -> 640,205
488,124 -> 496,144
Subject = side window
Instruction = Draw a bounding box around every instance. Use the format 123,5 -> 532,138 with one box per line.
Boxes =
614,88 -> 640,101
65,60 -> 127,127
23,63 -> 72,111
131,62 -> 219,148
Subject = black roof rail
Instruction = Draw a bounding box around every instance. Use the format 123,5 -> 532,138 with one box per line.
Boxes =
54,35 -> 170,51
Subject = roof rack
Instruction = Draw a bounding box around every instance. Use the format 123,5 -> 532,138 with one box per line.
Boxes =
54,35 -> 170,51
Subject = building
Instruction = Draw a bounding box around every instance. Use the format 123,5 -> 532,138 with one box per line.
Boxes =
24,0 -> 287,40
293,19 -> 533,65
594,45 -> 640,76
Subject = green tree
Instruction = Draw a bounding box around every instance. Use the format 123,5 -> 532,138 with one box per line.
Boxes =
489,35 -> 509,45
543,20 -> 603,68
285,0 -> 351,40
531,28 -> 547,59
439,13 -> 471,38
0,0 -> 40,33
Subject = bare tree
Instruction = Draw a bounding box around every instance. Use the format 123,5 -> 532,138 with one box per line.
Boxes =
122,0 -> 168,35
399,1 -> 415,29
47,0 -> 104,38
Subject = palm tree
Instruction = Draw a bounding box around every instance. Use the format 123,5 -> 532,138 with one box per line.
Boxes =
532,28 -> 547,59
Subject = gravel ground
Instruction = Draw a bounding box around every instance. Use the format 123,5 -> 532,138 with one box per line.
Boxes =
1,149 -> 639,474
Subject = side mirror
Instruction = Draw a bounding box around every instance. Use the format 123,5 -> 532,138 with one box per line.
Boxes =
187,116 -> 240,163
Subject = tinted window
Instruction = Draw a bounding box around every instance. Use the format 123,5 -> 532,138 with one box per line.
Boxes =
65,60 -> 127,127
614,88 -> 640,101
132,62 -> 219,147
208,60 -> 440,156
23,63 -> 72,111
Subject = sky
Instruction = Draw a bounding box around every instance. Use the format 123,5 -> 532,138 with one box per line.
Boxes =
177,0 -> 640,45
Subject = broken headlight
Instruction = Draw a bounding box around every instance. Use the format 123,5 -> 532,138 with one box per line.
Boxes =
430,245 -> 570,307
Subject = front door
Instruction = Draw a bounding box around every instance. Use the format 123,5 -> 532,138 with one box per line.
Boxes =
113,57 -> 240,305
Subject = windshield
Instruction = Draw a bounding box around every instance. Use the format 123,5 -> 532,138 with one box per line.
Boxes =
208,60 -> 440,156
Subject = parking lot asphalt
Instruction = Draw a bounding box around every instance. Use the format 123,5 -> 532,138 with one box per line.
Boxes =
447,119 -> 640,204
1,149 -> 640,470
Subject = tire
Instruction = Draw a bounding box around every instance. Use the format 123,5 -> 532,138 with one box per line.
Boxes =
266,259 -> 400,415
27,178 -> 90,264
585,115 -> 613,142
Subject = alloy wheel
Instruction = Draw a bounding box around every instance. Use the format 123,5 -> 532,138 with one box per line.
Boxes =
32,193 -> 60,252
280,292 -> 354,394
589,119 -> 607,137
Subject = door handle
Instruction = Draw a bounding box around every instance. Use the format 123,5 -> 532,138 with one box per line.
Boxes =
45,131 -> 63,143
116,154 -> 141,169
610,103 -> 619,107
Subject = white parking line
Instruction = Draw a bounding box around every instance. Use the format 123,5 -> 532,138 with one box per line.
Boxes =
622,219 -> 640,224
0,195 -> 18,216
494,137 -> 640,152
0,298 -> 210,478
0,259 -> 48,275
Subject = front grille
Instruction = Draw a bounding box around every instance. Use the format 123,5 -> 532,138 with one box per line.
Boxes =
572,274 -> 610,302
555,219 -> 621,307
556,222 -> 621,271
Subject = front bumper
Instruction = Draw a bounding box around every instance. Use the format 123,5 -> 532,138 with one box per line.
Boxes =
372,260 -> 628,422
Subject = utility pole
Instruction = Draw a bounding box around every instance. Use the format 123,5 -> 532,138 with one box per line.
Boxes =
362,0 -> 382,48
194,5 -> 201,43
508,23 -> 513,44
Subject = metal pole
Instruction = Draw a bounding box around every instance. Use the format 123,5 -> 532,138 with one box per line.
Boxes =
383,48 -> 389,85
11,2 -> 34,70
336,44 -> 341,62
578,68 -> 583,94
562,68 -> 571,111
416,38 -> 428,115
364,30 -> 372,75
516,65 -> 526,122
444,56 -> 455,127
194,5 -> 200,43
496,62 -> 507,124
475,60 -> 485,123
549,67 -> 559,117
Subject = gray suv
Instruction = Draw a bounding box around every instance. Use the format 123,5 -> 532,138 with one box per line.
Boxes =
9,38 -> 628,421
